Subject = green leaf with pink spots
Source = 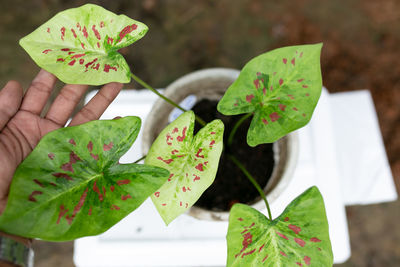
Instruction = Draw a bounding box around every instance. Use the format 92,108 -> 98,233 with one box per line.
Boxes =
217,44 -> 323,146
19,4 -> 148,85
145,111 -> 224,225
0,117 -> 169,241
227,186 -> 333,267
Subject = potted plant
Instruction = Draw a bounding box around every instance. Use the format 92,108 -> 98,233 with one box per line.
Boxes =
0,4 -> 333,266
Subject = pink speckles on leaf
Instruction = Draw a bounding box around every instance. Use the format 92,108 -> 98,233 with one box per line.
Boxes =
195,148 -> 204,158
238,217 -> 244,221
71,53 -> 85,59
280,251 -> 287,257
82,26 -> 88,38
93,181 -> 104,201
56,205 -> 68,224
90,153 -> 99,160
121,194 -> 132,200
284,217 -> 290,221
47,27 -> 50,33
28,191 -> 43,202
195,163 -> 204,172
176,127 -> 187,142
69,139 -> 76,146
80,43 -> 85,49
88,207 -> 92,215
235,231 -> 253,258
279,78 -> 284,86
154,192 -> 160,197
276,231 -> 289,240
104,64 -> 117,73
42,49 -> 52,54
107,37 -> 114,45
262,255 -> 268,262
117,179 -> 130,186
262,118 -> 268,125
110,185 -> 115,192
111,204 -> 120,210
87,141 -> 93,152
291,58 -> 296,66
60,27 -> 66,41
297,79 -> 304,82
279,104 -> 286,111
168,173 -> 174,182
269,112 -> 280,122
48,153 -> 55,160
161,203 -> 167,206
33,179 -> 44,188
254,79 -> 260,89
209,140 -> 215,148
294,238 -> 306,247
103,142 -> 113,151
118,24 -> 137,42
157,156 -> 173,164
241,249 -> 256,258
258,244 -> 265,252
246,94 -> 255,103
61,162 -> 74,172
68,60 -> 76,66
288,224 -> 302,234
310,237 -> 321,243
304,256 -> 311,265
79,59 -> 84,64
287,94 -> 295,100
293,107 -> 299,111
302,113 -> 306,117
85,58 -> 98,71
193,175 -> 200,182
302,85 -> 308,88
57,58 -> 65,62
300,52 -> 303,58
296,262 -> 303,266
283,58 -> 287,64
100,21 -> 105,28
52,173 -> 73,181
305,93 -> 310,97
172,127 -> 179,134
71,28 -> 77,38
92,25 -> 101,40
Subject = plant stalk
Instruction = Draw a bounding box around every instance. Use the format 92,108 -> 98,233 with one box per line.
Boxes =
227,113 -> 252,147
130,73 -> 206,126
228,154 -> 273,220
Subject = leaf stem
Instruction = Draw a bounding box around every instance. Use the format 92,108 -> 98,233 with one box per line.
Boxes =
133,155 -> 146,164
130,73 -> 206,126
228,154 -> 273,220
227,113 -> 252,147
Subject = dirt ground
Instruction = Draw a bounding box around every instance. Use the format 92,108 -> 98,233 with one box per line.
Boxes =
0,0 -> 399,266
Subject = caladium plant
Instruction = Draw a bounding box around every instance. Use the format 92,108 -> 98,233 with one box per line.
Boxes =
1,3 -> 334,266
145,111 -> 224,225
19,4 -> 148,85
218,44 -> 322,146
0,117 -> 169,241
226,187 -> 333,266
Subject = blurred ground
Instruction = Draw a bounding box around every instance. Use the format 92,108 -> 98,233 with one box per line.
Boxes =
1,0 -> 399,266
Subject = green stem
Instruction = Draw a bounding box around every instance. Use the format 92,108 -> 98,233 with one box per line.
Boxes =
133,155 -> 146,164
227,113 -> 252,147
130,73 -> 206,126
228,154 -> 273,220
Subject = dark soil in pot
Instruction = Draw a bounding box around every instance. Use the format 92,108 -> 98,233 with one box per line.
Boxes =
192,99 -> 275,211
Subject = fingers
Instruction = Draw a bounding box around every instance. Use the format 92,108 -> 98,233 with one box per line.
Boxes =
45,84 -> 89,126
69,82 -> 123,126
0,81 -> 23,130
20,70 -> 57,115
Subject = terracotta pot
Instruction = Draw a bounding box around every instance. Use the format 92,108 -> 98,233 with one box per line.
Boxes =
142,68 -> 298,221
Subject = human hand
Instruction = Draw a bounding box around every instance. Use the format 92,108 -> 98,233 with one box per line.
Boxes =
0,69 -> 123,213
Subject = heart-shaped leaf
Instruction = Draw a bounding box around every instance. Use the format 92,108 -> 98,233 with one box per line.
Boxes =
145,111 -> 224,225
217,44 -> 323,146
227,186 -> 333,266
19,4 -> 148,85
0,117 -> 169,241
